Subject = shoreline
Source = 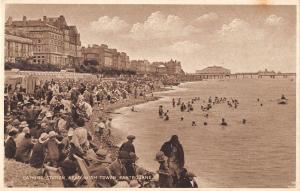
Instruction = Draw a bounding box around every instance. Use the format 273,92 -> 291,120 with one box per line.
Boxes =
88,87 -> 172,160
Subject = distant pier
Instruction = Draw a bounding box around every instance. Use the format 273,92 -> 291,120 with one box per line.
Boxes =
183,72 -> 296,81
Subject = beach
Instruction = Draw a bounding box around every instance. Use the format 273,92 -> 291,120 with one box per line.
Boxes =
111,78 -> 296,188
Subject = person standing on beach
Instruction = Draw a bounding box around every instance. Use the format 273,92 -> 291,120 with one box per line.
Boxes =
119,135 -> 136,154
160,135 -> 185,185
159,105 -> 164,118
155,151 -> 173,188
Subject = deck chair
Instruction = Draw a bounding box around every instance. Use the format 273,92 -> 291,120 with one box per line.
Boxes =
43,164 -> 64,187
73,154 -> 94,187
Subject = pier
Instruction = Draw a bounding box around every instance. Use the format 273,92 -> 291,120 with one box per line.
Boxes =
183,72 -> 296,81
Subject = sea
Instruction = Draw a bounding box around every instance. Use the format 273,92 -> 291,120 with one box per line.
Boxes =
111,78 -> 296,188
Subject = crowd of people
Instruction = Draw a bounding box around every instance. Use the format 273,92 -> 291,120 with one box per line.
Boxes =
5,75 -> 193,188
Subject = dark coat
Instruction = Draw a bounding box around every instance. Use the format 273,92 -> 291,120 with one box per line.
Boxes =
177,177 -> 198,188
5,137 -> 16,159
160,141 -> 185,168
30,142 -> 47,168
15,137 -> 34,163
119,141 -> 135,154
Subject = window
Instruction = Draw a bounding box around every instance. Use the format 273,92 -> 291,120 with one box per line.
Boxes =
38,39 -> 41,43
38,56 -> 40,58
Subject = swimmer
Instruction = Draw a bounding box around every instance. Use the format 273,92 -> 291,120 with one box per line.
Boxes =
192,121 -> 196,126
221,118 -> 227,126
281,94 -> 287,100
164,114 -> 169,121
242,119 -> 246,124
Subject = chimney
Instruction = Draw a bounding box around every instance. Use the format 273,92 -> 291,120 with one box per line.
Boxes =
23,16 -> 27,21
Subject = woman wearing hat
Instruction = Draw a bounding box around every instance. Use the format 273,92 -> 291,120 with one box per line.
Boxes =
155,151 -> 173,188
5,128 -> 18,159
29,133 -> 49,168
46,131 -> 60,167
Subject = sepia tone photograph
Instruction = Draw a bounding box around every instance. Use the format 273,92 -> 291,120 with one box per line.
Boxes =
2,0 -> 298,189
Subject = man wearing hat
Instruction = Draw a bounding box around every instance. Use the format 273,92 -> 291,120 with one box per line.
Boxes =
119,135 -> 136,154
5,128 -> 18,159
30,133 -> 49,168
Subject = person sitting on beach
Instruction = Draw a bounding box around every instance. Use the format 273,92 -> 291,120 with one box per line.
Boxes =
180,117 -> 184,121
220,118 -> 227,126
204,122 -> 207,126
120,135 -> 136,154
5,128 -> 18,159
177,168 -> 198,188
192,121 -> 196,126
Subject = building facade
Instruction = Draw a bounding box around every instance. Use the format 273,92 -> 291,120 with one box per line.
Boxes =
5,29 -> 34,63
5,15 -> 81,68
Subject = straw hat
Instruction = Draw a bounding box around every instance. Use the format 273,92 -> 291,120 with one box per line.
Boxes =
22,127 -> 30,134
38,133 -> 49,144
46,112 -> 53,118
96,122 -> 105,129
19,121 -> 28,128
154,151 -> 166,162
48,131 -> 57,138
129,180 -> 140,188
67,128 -> 74,137
41,123 -> 47,129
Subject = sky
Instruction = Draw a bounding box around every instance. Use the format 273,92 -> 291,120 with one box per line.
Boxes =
5,4 -> 297,73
